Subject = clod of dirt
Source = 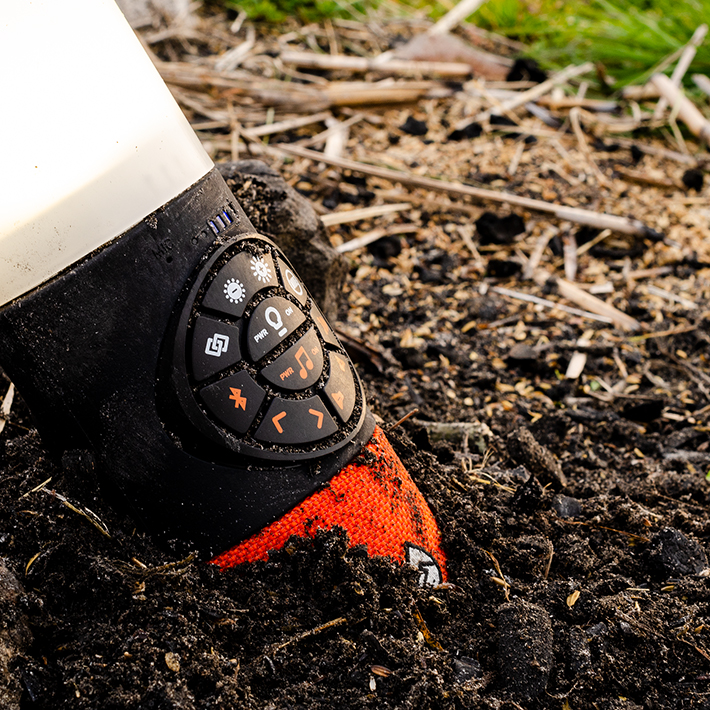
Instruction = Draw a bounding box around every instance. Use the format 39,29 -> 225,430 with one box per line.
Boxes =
0,560 -> 32,710
682,168 -> 704,191
645,527 -> 709,580
506,427 -> 567,488
475,212 -> 526,245
497,600 -> 553,700
399,116 -> 428,136
511,473 -> 544,513
506,57 -> 547,83
621,398 -> 664,422
448,122 -> 482,141
492,535 -> 553,580
486,258 -> 523,278
217,160 -> 346,319
506,343 -> 539,370
368,235 -> 402,265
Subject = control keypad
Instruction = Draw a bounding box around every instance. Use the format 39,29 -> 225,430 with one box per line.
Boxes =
176,236 -> 366,461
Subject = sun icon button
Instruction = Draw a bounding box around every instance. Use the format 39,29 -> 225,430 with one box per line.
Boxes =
224,278 -> 246,304
250,256 -> 272,284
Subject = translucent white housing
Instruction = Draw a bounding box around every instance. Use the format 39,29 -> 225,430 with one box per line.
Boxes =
0,0 -> 214,306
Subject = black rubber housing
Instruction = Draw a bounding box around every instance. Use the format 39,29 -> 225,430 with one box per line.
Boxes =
0,168 -> 373,557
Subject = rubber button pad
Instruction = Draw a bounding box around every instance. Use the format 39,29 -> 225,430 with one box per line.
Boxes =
179,237 -> 365,458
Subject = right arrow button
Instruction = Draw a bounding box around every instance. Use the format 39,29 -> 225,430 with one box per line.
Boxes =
323,352 -> 356,423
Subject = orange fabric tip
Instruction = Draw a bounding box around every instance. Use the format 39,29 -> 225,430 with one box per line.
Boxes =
211,426 -> 446,584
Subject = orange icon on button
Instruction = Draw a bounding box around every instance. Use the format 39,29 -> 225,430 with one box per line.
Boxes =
272,411 -> 287,433
332,391 -> 345,410
309,408 -> 324,429
229,388 -> 247,410
295,346 -> 314,379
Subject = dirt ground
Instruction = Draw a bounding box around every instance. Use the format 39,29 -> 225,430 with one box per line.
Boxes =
2,176 -> 710,707
3,8 -> 710,709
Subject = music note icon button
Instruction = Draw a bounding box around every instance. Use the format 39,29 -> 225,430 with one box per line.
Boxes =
261,328 -> 323,390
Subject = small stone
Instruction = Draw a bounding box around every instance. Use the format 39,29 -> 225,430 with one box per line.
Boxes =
165,652 -> 181,673
497,600 -> 553,701
452,655 -> 482,683
400,117 -> 428,136
508,465 -> 531,484
552,494 -> 582,519
646,527 -> 708,580
507,343 -> 538,363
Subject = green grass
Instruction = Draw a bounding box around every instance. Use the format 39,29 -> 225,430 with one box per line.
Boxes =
220,0 -> 371,22
217,0 -> 710,90
435,0 -> 710,89
395,0 -> 710,89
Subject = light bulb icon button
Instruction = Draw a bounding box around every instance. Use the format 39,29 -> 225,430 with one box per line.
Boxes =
247,296 -> 305,361
265,306 -> 286,336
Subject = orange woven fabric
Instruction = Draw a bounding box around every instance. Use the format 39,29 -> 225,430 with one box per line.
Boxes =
211,426 -> 446,581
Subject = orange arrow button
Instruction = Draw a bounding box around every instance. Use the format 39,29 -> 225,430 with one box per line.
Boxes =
272,410 -> 287,433
308,408 -> 324,429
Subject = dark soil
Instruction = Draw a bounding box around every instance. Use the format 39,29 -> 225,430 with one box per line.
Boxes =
2,178 -> 710,709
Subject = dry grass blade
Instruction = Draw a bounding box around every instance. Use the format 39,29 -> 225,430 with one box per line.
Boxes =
654,24 -> 708,118
646,285 -> 698,309
336,224 -> 419,253
41,488 -> 111,538
321,202 -> 411,226
280,51 -> 473,78
0,382 -> 14,436
492,286 -> 614,325
427,0 -> 488,36
651,73 -> 710,143
692,73 -> 710,96
269,617 -> 347,653
553,277 -> 641,332
244,110 -> 332,138
483,550 -> 510,601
